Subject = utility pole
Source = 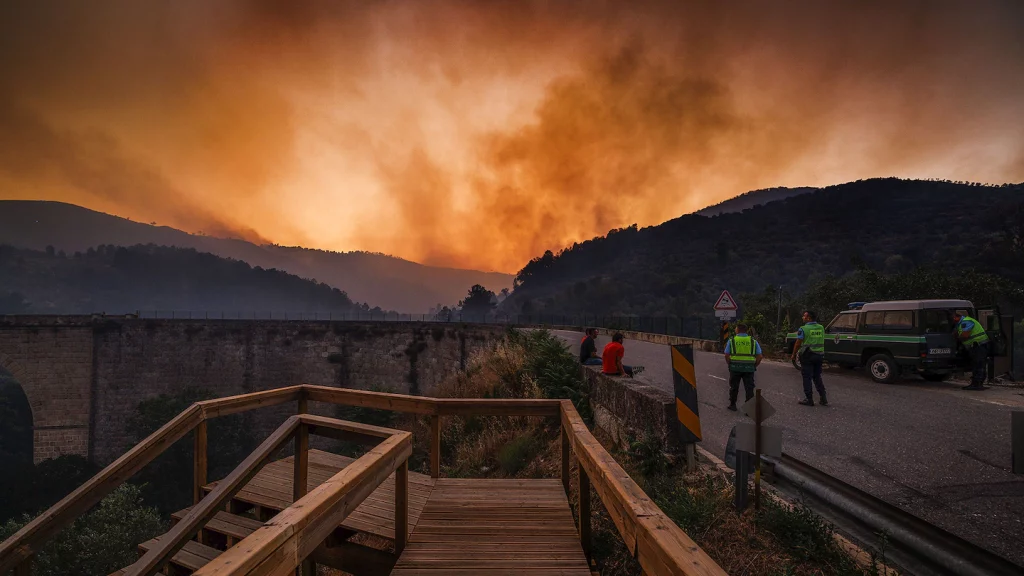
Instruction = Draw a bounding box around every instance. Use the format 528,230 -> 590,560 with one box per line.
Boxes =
776,285 -> 783,334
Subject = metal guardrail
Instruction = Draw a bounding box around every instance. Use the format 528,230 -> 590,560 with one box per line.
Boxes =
765,454 -> 1023,576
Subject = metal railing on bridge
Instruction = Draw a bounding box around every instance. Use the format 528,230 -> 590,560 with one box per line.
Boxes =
127,311 -> 719,340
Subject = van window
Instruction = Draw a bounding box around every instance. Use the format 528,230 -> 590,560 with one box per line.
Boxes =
864,310 -> 914,329
827,313 -> 858,332
883,310 -> 913,329
921,309 -> 953,333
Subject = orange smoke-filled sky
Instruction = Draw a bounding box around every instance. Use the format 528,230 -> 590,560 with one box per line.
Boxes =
1,0 -> 1023,273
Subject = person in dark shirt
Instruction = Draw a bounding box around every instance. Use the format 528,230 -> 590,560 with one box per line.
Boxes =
580,328 -> 601,365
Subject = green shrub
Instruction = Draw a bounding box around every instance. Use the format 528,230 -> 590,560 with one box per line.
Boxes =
628,431 -> 667,479
497,434 -> 540,476
126,387 -> 256,514
0,484 -> 163,576
756,493 -> 866,574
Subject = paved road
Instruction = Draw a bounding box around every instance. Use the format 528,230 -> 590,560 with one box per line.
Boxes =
554,330 -> 1024,567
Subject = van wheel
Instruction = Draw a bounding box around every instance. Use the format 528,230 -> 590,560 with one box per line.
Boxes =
921,372 -> 950,382
867,354 -> 899,383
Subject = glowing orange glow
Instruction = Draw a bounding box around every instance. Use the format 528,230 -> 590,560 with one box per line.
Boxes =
1,1 -> 1022,273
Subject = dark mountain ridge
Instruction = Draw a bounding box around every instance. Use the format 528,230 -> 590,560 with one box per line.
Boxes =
695,186 -> 815,216
0,243 -> 370,315
505,178 -> 1024,318
0,201 -> 513,313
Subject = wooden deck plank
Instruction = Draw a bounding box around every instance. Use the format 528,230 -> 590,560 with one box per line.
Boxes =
202,449 -> 434,542
391,479 -> 591,576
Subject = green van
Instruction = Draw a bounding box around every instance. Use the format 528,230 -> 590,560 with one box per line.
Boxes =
786,300 -> 1008,383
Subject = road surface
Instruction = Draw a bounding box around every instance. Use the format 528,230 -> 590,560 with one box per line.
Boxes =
553,330 -> 1024,567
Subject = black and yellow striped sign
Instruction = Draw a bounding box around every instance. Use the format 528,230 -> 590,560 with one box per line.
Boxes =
672,344 -> 702,443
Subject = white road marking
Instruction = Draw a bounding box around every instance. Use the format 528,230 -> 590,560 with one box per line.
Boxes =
706,374 -> 726,381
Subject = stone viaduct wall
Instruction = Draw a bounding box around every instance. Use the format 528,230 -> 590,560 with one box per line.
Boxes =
0,316 -> 503,464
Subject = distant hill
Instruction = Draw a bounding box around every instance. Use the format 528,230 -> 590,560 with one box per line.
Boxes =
504,178 -> 1024,318
0,243 -> 369,315
695,186 -> 815,216
0,201 -> 513,313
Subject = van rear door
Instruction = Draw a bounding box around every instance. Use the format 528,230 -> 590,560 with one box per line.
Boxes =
920,308 -> 957,360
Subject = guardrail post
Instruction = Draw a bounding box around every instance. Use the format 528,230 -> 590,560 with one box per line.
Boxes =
578,466 -> 591,561
395,459 -> 409,553
193,420 -> 207,506
561,425 -> 570,496
430,415 -> 441,478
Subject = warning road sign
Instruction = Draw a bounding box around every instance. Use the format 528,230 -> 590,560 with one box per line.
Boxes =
713,290 -> 738,311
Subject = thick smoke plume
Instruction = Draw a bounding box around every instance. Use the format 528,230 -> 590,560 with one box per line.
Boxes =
2,1 -> 1022,272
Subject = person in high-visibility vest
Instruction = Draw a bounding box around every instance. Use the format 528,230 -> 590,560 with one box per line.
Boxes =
723,322 -> 763,411
792,310 -> 828,406
953,310 -> 990,390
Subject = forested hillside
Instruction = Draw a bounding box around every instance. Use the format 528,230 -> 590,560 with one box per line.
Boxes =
0,201 -> 513,313
505,179 -> 1024,318
0,244 -> 374,315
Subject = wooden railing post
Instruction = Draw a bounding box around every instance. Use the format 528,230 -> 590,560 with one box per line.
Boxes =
293,421 -> 312,576
297,389 -> 308,415
578,465 -> 591,561
193,419 -> 208,505
430,415 -> 441,478
14,556 -> 30,576
561,424 -> 570,496
395,459 -> 409,554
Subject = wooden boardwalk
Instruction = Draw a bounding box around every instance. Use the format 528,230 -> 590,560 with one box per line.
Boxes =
205,449 -> 435,541
391,479 -> 592,575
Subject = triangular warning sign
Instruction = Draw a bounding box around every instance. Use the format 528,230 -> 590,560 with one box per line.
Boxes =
714,290 -> 738,310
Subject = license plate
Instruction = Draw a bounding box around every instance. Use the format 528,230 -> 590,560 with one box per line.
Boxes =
929,348 -> 951,355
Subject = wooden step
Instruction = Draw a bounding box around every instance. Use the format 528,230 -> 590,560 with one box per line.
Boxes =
139,536 -> 222,573
171,507 -> 264,542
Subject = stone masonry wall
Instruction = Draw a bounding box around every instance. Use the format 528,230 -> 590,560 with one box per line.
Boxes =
0,324 -> 94,463
0,317 -> 503,465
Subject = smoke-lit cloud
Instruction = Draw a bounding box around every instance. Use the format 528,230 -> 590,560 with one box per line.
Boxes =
1,1 -> 1022,272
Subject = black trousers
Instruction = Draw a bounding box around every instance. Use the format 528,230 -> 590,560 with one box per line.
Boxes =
801,352 -> 827,400
969,342 -> 989,385
729,372 -> 756,405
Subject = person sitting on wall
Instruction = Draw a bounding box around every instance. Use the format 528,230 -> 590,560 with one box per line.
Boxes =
580,328 -> 602,366
602,332 -> 636,378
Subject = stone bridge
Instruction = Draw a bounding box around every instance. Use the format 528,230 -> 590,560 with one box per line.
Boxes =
0,316 -> 503,464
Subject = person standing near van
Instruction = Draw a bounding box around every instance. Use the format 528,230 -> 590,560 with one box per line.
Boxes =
792,310 -> 828,406
953,311 -> 989,390
723,323 -> 762,411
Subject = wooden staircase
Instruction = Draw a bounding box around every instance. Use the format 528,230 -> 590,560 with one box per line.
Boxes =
1,385 -> 727,576
111,449 -> 419,575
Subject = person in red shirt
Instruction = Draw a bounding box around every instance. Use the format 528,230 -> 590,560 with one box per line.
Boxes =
602,333 -> 635,377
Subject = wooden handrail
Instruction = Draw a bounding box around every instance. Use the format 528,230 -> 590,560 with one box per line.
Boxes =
304,385 -> 437,415
0,404 -> 203,573
434,398 -> 560,416
559,400 -> 726,576
197,386 -> 304,418
1,385 -> 726,576
128,416 -> 302,576
193,432 -> 413,576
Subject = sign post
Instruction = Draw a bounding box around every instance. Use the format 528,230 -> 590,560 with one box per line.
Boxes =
736,392 -> 780,511
714,290 -> 738,351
